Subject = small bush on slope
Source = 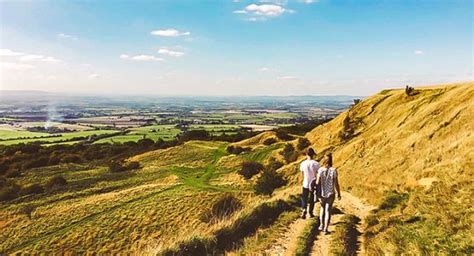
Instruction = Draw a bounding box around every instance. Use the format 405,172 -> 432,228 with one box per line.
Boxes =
296,137 -> 311,151
45,175 -> 67,188
200,194 -> 242,223
280,143 -> 298,163
255,169 -> 287,195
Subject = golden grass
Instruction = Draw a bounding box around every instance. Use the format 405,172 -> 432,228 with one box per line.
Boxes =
304,81 -> 474,253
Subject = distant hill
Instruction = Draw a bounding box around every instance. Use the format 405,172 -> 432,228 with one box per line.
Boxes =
305,82 -> 473,254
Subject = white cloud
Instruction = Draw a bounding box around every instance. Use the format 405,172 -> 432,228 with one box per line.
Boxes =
234,4 -> 293,21
0,62 -> 34,70
277,75 -> 297,80
0,49 -> 24,56
301,0 -> 318,3
157,48 -> 185,57
19,54 -> 61,63
57,33 -> 77,40
150,29 -> 190,37
259,67 -> 270,72
120,54 -> 163,61
260,0 -> 288,5
246,4 -> 286,16
88,73 -> 100,79
414,50 -> 424,55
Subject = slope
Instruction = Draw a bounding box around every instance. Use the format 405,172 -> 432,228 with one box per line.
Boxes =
304,82 -> 473,254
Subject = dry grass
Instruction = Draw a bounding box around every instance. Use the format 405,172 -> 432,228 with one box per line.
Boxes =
304,82 -> 474,254
1,137 -> 288,254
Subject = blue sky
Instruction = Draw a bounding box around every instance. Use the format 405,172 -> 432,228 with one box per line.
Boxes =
0,0 -> 472,96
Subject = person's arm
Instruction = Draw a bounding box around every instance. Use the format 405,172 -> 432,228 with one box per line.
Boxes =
316,168 -> 321,185
335,170 -> 341,200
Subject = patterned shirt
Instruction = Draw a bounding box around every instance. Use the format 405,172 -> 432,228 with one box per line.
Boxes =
318,167 -> 337,198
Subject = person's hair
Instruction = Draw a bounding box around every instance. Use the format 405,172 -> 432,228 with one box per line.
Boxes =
307,148 -> 316,158
322,153 -> 333,167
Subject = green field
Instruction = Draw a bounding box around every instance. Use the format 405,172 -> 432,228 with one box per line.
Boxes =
0,129 -> 50,140
0,130 -> 118,146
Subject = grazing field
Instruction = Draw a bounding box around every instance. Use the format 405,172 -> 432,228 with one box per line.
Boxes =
0,130 -> 118,146
0,127 -> 50,140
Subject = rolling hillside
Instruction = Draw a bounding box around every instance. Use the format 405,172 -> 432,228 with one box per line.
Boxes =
305,82 -> 473,254
1,82 -> 472,255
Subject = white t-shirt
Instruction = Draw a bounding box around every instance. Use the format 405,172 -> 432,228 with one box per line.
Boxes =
318,167 -> 337,198
300,159 -> 320,189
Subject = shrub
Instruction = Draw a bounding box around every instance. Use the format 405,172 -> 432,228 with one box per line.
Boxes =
5,169 -> 21,178
0,183 -> 20,201
108,162 -> 127,173
19,204 -> 36,219
226,145 -> 250,155
365,215 -> 379,228
124,161 -> 140,170
255,169 -> 287,195
178,129 -> 211,142
46,175 -> 67,188
263,137 -> 277,146
378,191 -> 409,210
276,130 -> 294,141
296,138 -> 311,151
266,157 -> 284,171
200,194 -> 242,223
339,115 -> 354,141
22,156 -> 49,169
20,183 -> 44,196
238,161 -> 264,179
60,154 -> 83,164
280,143 -> 298,163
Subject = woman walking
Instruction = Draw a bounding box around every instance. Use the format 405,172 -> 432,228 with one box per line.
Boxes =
316,153 -> 341,234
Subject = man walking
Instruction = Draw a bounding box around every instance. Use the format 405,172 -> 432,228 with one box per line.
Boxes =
300,147 -> 320,219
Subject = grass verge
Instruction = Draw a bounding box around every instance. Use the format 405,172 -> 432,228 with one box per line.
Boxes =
160,199 -> 294,255
330,214 -> 360,256
294,218 -> 320,256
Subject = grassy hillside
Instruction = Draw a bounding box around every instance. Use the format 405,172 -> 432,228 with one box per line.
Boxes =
305,82 -> 473,254
0,139 -> 287,254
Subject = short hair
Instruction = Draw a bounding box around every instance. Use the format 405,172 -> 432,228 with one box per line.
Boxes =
307,148 -> 316,157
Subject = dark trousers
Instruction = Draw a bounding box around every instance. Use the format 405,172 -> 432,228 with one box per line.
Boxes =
301,187 -> 315,214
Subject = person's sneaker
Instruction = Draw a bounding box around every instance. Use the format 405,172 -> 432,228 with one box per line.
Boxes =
324,230 -> 331,235
318,225 -> 324,231
309,213 -> 315,218
301,211 -> 307,219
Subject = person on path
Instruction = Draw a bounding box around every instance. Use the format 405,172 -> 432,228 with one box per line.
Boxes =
299,148 -> 320,219
316,153 -> 341,234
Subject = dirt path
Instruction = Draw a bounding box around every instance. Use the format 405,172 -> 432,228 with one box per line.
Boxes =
264,218 -> 308,256
310,211 -> 344,255
266,191 -> 374,256
311,191 -> 375,255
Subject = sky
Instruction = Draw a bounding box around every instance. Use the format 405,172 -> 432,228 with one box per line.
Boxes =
0,0 -> 472,96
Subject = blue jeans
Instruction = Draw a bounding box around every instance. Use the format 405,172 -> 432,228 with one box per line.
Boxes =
301,187 -> 315,214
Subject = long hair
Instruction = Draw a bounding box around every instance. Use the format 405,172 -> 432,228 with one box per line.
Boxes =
322,153 -> 333,167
